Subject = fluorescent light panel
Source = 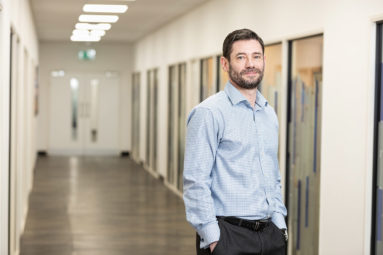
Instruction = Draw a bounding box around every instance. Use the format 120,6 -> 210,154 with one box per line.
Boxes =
73,29 -> 106,37
76,23 -> 111,31
73,29 -> 89,36
90,30 -> 106,37
71,35 -> 101,42
79,14 -> 119,23
83,4 -> 128,13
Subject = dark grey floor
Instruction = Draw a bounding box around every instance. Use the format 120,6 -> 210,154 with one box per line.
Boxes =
20,156 -> 195,255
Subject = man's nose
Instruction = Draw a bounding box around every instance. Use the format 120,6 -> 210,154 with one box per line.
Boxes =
245,57 -> 256,67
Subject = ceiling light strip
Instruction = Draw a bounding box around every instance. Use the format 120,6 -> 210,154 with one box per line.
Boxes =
70,35 -> 101,42
76,23 -> 112,31
79,15 -> 119,23
83,4 -> 128,13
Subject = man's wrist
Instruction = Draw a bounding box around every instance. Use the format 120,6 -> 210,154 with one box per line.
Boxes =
197,221 -> 220,248
209,241 -> 218,252
281,228 -> 288,242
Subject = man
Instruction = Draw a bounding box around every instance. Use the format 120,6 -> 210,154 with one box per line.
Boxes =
183,28 -> 288,255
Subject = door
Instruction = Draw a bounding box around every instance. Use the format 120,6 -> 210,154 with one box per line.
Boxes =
131,72 -> 140,161
287,35 -> 323,255
49,72 -> 119,155
146,69 -> 158,172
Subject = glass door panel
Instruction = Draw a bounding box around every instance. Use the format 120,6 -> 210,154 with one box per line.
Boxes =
260,43 -> 283,159
178,63 -> 186,191
131,73 -> 140,161
200,57 -> 216,101
146,71 -> 151,168
146,69 -> 158,172
261,43 -> 282,116
217,55 -> 229,91
168,65 -> 178,185
287,35 -> 323,255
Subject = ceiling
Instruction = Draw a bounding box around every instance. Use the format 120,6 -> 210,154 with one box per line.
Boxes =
30,0 -> 209,43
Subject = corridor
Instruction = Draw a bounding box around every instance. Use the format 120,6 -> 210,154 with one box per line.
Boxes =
20,156 -> 195,255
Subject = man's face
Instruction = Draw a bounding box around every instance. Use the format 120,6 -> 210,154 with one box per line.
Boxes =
222,39 -> 265,89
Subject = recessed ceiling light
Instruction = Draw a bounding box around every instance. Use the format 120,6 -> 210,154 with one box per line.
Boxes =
75,23 -> 112,31
83,4 -> 128,13
79,15 -> 119,23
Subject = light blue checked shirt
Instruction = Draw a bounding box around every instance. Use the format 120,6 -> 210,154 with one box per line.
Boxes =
183,82 -> 287,248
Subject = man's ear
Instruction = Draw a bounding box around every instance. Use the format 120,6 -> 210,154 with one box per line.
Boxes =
221,56 -> 229,72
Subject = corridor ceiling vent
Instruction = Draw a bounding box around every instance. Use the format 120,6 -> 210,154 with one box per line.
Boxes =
70,4 -> 128,42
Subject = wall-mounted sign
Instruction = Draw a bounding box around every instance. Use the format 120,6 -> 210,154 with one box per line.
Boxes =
78,49 -> 96,60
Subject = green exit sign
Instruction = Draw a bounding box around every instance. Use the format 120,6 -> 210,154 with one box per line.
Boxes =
78,49 -> 96,60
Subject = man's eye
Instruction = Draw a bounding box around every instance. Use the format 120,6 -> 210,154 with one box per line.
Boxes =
237,56 -> 244,60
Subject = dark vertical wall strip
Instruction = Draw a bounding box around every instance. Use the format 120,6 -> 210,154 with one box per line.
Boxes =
305,176 -> 309,228
297,179 -> 301,250
381,63 -> 383,122
285,40 -> 293,221
372,22 -> 382,255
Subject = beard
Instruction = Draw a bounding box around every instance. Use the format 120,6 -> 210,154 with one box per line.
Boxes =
229,64 -> 264,89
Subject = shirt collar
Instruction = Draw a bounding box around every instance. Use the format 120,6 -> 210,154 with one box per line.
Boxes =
224,81 -> 268,108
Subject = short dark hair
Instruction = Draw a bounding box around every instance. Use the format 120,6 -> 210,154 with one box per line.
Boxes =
222,28 -> 265,60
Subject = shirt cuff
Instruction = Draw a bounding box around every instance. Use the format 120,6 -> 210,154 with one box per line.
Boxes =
271,212 -> 287,229
197,221 -> 220,249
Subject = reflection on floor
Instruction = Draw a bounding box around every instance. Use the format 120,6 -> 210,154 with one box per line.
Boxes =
20,156 -> 195,255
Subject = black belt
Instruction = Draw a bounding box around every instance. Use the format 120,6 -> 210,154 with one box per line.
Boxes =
217,216 -> 270,232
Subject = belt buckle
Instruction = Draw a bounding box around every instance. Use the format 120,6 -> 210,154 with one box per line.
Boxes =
252,221 -> 260,231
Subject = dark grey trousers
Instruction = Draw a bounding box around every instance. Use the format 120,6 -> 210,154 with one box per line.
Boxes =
196,218 -> 286,255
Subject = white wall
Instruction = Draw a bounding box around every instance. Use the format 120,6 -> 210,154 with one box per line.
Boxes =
38,42 -> 133,153
0,0 -> 39,254
0,1 -> 12,253
132,0 -> 383,254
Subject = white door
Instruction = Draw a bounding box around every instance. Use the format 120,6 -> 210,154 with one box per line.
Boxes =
49,72 -> 119,155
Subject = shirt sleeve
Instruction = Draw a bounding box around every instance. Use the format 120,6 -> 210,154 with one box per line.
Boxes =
270,109 -> 287,229
183,107 -> 220,248
271,170 -> 287,229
